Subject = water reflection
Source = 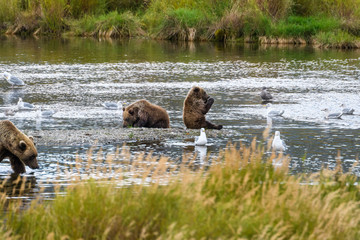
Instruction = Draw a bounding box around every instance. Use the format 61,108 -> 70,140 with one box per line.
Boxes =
2,89 -> 24,105
0,174 -> 37,196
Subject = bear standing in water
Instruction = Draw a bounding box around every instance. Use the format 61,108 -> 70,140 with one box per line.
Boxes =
0,120 -> 39,174
183,86 -> 223,130
123,99 -> 170,128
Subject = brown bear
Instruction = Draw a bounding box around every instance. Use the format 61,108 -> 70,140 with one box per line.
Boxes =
122,99 -> 170,128
183,86 -> 223,130
0,120 -> 39,174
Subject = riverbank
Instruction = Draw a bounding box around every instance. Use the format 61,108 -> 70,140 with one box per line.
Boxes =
2,0 -> 360,48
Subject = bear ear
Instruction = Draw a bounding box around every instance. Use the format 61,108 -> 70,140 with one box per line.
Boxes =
19,140 -> 27,151
29,136 -> 34,142
122,107 -> 125,111
193,87 -> 200,93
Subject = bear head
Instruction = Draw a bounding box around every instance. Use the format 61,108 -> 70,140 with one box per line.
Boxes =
2,120 -> 39,170
122,106 -> 140,128
15,136 -> 39,170
189,86 -> 210,102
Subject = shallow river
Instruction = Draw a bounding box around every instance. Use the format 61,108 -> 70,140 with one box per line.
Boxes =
1,36 -> 360,200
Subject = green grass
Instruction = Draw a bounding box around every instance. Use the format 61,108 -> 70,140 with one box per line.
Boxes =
1,0 -> 360,46
272,16 -> 341,38
315,30 -> 360,48
1,140 -> 360,239
69,11 -> 142,37
0,0 -> 19,26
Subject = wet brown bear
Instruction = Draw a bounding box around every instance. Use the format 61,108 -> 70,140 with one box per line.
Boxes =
183,86 -> 223,130
123,99 -> 170,128
0,120 -> 39,174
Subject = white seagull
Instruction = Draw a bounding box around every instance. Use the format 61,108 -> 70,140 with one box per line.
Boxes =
260,87 -> 273,101
340,104 -> 355,115
272,131 -> 286,152
3,72 -> 25,87
266,103 -> 284,117
17,98 -> 36,110
322,108 -> 342,119
102,101 -> 123,110
195,128 -> 207,146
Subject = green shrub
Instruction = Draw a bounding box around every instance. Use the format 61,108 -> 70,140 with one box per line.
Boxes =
40,0 -> 67,34
156,8 -> 208,40
70,11 -> 142,37
315,30 -> 358,47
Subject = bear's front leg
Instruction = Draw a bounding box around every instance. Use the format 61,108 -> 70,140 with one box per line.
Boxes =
203,97 -> 214,114
9,155 -> 26,174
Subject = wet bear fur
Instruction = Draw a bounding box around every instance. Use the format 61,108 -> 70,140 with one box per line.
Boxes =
183,86 -> 223,130
123,99 -> 170,128
0,120 -> 39,174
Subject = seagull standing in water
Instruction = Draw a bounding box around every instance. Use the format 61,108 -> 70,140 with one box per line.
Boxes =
266,103 -> 284,117
322,108 -> 342,119
102,101 -> 123,110
17,98 -> 36,110
3,72 -> 25,87
195,128 -> 207,146
272,131 -> 286,152
340,104 -> 355,115
260,87 -> 273,101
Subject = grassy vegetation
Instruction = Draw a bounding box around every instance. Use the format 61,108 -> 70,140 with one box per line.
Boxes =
0,139 -> 360,239
1,0 -> 360,46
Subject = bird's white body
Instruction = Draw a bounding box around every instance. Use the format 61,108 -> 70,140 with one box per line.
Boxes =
3,72 -> 25,87
17,98 -> 36,110
340,104 -> 355,115
195,128 -> 207,146
102,101 -> 122,110
272,131 -> 286,152
322,108 -> 342,119
266,103 -> 284,117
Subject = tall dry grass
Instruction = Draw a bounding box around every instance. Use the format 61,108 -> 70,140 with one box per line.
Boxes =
0,0 -> 19,26
0,137 -> 359,239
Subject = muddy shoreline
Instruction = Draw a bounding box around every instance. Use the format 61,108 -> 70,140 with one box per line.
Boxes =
27,128 -> 231,146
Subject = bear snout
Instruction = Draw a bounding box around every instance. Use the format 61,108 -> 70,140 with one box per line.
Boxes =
28,161 -> 39,169
27,156 -> 39,169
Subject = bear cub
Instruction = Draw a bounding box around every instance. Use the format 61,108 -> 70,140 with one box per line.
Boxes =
123,99 -> 170,128
0,120 -> 39,174
183,86 -> 222,130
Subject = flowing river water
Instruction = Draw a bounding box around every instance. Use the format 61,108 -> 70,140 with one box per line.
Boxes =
1,36 -> 360,200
